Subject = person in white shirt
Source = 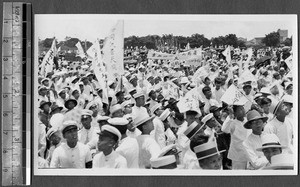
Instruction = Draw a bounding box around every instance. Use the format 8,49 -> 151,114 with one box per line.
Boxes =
221,105 -> 251,169
108,117 -> 139,168
242,110 -> 269,170
93,125 -> 127,168
78,109 -> 98,145
212,77 -> 225,105
150,104 -> 167,149
50,121 -> 92,168
131,92 -> 148,119
134,112 -> 161,168
259,97 -> 273,121
264,100 -> 293,154
38,119 -> 47,158
202,86 -> 219,115
45,127 -> 61,165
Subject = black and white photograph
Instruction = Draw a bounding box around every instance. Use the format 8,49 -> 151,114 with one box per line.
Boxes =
34,14 -> 297,175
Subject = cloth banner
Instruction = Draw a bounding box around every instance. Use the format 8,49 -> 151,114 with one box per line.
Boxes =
220,85 -> 249,105
91,40 -> 109,104
40,38 -> 57,76
103,20 -> 125,82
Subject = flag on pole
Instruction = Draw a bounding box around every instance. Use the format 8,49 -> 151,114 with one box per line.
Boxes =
185,42 -> 190,51
222,46 -> 231,64
75,41 -> 87,59
244,48 -> 253,71
220,85 -> 249,105
40,38 -> 57,76
238,69 -> 257,84
285,55 -> 293,70
103,20 -> 125,82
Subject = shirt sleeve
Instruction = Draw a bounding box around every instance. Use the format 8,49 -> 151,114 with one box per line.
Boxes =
243,141 -> 269,169
221,116 -> 233,134
154,119 -> 166,149
49,148 -> 60,168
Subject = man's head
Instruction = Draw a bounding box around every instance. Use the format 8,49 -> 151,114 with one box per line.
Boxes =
72,89 -> 80,100
270,100 -> 289,118
259,97 -> 272,114
81,109 -> 93,129
64,99 -> 77,110
134,113 -> 155,135
202,86 -> 212,100
97,125 -> 121,155
233,105 -> 245,119
243,84 -> 252,95
214,77 -> 222,90
185,110 -> 201,126
58,90 -> 67,99
110,104 -> 124,118
62,121 -> 79,147
257,134 -> 285,163
202,113 -> 219,129
46,127 -> 61,146
39,101 -> 51,113
204,77 -> 211,86
134,93 -> 145,107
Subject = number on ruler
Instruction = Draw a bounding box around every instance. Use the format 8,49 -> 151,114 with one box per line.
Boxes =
3,57 -> 8,61
3,94 -> 8,98
3,39 -> 8,43
3,131 -> 8,135
3,149 -> 8,154
3,168 -> 8,172
3,112 -> 8,117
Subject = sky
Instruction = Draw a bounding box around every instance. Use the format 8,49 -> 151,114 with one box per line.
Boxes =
35,14 -> 297,42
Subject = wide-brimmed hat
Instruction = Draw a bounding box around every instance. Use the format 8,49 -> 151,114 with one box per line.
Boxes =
150,103 -> 162,115
150,155 -> 177,169
50,104 -> 63,114
64,98 -> 78,109
133,112 -> 155,128
46,127 -> 59,140
180,77 -> 190,84
256,133 -> 287,151
81,109 -> 93,118
209,105 -> 221,113
263,154 -> 293,170
109,104 -> 123,116
133,92 -> 145,99
201,113 -> 214,125
97,115 -> 110,123
108,117 -> 129,126
193,140 -> 225,160
121,100 -> 134,109
183,121 -> 205,140
282,95 -> 293,104
243,110 -> 268,129
260,87 -> 271,95
269,99 -> 284,115
39,100 -> 52,109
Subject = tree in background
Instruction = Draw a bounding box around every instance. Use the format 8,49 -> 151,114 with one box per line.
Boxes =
262,32 -> 280,47
282,37 -> 292,46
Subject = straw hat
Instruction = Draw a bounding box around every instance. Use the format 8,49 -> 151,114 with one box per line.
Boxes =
201,113 -> 214,125
100,125 -> 121,142
133,112 -> 155,128
193,140 -> 225,160
243,110 -> 268,129
269,100 -> 284,115
183,121 -> 205,140
159,109 -> 171,121
150,155 -> 177,169
256,133 -> 287,151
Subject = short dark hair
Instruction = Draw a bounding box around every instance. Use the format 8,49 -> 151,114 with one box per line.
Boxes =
186,110 -> 198,117
190,134 -> 209,153
260,97 -> 272,105
202,86 -> 211,94
214,77 -> 222,84
204,77 -> 210,82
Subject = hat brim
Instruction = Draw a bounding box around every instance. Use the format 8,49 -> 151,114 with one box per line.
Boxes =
39,102 -> 52,109
50,106 -> 63,114
263,163 -> 294,170
197,149 -> 226,160
64,99 -> 78,108
244,116 -> 268,129
134,116 -> 155,128
256,145 -> 287,151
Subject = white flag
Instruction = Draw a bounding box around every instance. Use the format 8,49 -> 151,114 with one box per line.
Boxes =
285,55 -> 293,70
40,38 -> 57,76
238,69 -> 257,84
220,85 -> 249,105
75,41 -> 86,59
222,46 -> 231,63
103,20 -> 124,82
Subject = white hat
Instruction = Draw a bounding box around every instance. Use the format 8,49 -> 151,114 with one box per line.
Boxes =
256,133 -> 287,151
109,104 -> 122,115
61,120 -> 78,135
133,111 -> 155,128
150,155 -> 177,169
180,77 -> 190,84
201,113 -> 214,124
183,121 -> 205,140
133,92 -> 145,99
159,109 -> 171,121
150,103 -> 161,115
121,100 -> 134,109
158,144 -> 179,157
108,117 -> 129,126
81,109 -> 93,118
193,140 -> 225,160
263,154 -> 294,170
85,101 -> 98,110
269,99 -> 284,115
46,127 -> 59,140
284,82 -> 293,89
128,88 -> 136,94
282,95 -> 293,104
97,115 -> 110,122
101,125 -> 121,142
260,87 -> 271,95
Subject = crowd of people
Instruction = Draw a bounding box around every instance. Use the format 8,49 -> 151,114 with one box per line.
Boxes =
37,44 -> 294,170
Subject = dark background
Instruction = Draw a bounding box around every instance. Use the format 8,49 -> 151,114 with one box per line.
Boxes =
0,0 -> 299,186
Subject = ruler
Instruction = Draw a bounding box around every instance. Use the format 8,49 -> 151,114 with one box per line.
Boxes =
2,2 -> 31,186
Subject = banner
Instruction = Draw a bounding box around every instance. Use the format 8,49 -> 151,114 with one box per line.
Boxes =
40,38 -> 57,76
220,85 -> 249,105
147,48 -> 204,61
75,41 -> 86,58
147,50 -> 174,60
103,20 -> 125,81
91,40 -> 109,104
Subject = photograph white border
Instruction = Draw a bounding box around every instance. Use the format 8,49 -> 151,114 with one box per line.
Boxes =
34,14 -> 298,176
